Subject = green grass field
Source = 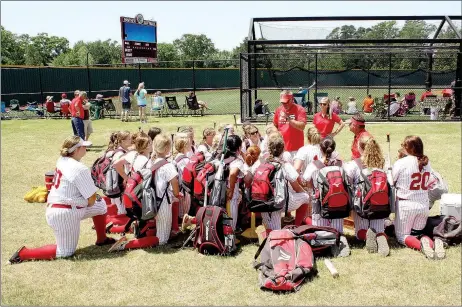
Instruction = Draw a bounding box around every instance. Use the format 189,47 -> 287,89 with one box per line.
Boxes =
1,116 -> 461,306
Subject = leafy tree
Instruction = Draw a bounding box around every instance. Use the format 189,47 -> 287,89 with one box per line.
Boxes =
173,34 -> 217,67
23,32 -> 69,65
157,43 -> 180,67
231,37 -> 248,59
1,27 -> 29,65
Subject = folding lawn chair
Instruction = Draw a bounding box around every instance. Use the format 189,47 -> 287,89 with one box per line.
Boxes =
1,101 -> 12,120
185,95 -> 203,116
102,99 -> 117,118
9,99 -> 26,119
165,96 -> 183,116
150,95 -> 166,117
45,100 -> 61,119
25,101 -> 44,118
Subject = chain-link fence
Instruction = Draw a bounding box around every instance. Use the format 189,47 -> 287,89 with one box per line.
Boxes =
241,51 -> 461,122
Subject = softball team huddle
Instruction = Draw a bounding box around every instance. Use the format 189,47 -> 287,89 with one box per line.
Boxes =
9,121 -> 448,264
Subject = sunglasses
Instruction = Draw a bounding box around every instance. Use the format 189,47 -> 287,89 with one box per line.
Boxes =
319,103 -> 328,106
250,131 -> 259,136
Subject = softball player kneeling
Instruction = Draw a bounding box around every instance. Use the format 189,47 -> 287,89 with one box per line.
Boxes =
9,136 -> 116,264
344,136 -> 389,256
258,133 -> 310,231
392,135 -> 444,260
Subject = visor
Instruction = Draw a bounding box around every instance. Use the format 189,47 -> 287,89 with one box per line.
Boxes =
280,93 -> 293,103
345,118 -> 365,126
68,138 -> 92,153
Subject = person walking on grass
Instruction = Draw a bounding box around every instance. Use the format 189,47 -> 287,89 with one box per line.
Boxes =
135,82 -> 148,123
119,80 -> 132,122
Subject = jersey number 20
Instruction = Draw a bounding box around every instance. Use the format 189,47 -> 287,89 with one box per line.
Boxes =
409,172 -> 430,190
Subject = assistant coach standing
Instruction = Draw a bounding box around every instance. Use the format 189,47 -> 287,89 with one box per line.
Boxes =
273,90 -> 307,157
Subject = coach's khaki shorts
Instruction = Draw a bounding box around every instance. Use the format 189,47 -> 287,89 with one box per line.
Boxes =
83,120 -> 93,136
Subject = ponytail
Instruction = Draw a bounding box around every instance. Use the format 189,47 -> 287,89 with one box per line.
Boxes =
320,137 -> 336,166
361,137 -> 385,169
417,155 -> 429,172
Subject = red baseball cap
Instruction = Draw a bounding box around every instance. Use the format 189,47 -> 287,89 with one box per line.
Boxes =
280,92 -> 293,103
61,93 -> 67,98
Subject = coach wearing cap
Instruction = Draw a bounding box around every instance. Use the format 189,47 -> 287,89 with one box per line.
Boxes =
345,113 -> 373,160
273,90 -> 307,156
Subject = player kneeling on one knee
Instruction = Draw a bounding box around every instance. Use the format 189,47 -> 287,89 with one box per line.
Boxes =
392,135 -> 444,260
344,136 -> 390,256
9,136 -> 116,264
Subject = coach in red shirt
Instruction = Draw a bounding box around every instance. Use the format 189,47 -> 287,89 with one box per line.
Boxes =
313,97 -> 345,138
273,90 -> 307,156
346,113 -> 372,160
70,90 -> 85,140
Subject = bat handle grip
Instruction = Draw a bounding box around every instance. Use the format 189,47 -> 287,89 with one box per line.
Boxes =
387,134 -> 390,143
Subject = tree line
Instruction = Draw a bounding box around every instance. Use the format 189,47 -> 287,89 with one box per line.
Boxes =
1,20 -> 459,70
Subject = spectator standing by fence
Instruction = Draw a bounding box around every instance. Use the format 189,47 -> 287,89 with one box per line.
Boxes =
135,82 -> 147,123
119,80 -> 131,122
273,90 -> 307,157
80,91 -> 93,142
70,90 -> 85,140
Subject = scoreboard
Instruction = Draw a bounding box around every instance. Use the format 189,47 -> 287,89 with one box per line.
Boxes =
120,14 -> 157,64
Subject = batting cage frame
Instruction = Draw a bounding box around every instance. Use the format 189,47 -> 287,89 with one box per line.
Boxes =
240,15 -> 462,122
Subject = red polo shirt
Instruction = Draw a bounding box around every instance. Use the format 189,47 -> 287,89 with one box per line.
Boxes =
273,103 -> 306,152
313,112 -> 341,138
351,129 -> 372,160
70,97 -> 84,119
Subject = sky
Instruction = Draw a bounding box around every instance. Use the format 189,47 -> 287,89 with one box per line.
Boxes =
1,1 -> 461,51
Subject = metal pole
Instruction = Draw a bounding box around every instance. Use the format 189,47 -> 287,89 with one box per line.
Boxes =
425,51 -> 433,90
38,67 -> 44,106
314,53 -> 318,114
192,60 -> 196,94
367,66 -> 371,96
87,53 -> 92,98
453,47 -> 462,119
387,53 -> 392,121
138,63 -> 142,84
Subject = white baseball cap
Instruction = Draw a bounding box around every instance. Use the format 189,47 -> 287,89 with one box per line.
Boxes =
123,80 -> 130,85
68,138 -> 92,153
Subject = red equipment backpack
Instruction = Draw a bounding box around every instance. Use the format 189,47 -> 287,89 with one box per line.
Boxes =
193,205 -> 236,255
181,152 -> 206,194
253,227 -> 317,292
122,156 -> 169,220
353,160 -> 392,220
247,161 -> 289,213
312,161 -> 351,219
91,149 -> 125,198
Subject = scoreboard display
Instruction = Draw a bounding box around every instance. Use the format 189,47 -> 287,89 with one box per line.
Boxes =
120,14 -> 157,64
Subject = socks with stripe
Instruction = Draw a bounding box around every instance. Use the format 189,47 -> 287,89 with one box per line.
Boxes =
19,244 -> 57,261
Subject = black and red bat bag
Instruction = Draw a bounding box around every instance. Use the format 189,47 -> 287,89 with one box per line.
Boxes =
193,206 -> 236,256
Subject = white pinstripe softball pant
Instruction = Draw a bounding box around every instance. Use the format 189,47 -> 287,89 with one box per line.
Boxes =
178,193 -> 191,218
46,199 -> 107,258
230,189 -> 242,230
261,191 -> 309,230
156,201 -> 172,245
395,199 -> 429,244
352,211 -> 385,235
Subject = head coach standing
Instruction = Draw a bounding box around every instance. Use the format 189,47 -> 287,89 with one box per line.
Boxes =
273,90 -> 307,157
345,113 -> 372,160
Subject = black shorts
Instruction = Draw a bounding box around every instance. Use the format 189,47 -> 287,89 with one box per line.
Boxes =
122,101 -> 131,110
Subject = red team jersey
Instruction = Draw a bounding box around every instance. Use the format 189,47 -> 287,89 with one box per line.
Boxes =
273,103 -> 307,152
312,112 -> 342,138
